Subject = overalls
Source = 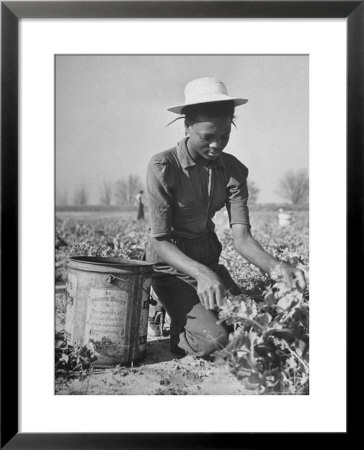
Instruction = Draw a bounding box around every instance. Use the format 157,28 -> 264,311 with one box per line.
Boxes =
146,138 -> 250,358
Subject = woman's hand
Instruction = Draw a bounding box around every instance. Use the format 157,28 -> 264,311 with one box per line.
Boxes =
270,261 -> 307,291
196,267 -> 226,310
150,238 -> 227,309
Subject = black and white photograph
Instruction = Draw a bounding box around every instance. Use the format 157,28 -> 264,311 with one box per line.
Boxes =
1,0 -> 357,442
55,54 -> 309,396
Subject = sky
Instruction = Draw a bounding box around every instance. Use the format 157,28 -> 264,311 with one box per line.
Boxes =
56,54 -> 308,204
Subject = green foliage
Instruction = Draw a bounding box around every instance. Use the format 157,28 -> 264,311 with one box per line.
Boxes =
55,210 -> 309,394
215,212 -> 309,394
55,218 -> 149,283
214,286 -> 309,394
55,331 -> 98,379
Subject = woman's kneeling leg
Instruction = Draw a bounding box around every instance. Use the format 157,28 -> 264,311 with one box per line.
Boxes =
152,275 -> 229,358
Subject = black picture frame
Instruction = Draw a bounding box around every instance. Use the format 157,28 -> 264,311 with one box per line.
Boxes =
1,1 -> 360,448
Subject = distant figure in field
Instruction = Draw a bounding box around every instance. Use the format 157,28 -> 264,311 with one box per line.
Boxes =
136,190 -> 145,220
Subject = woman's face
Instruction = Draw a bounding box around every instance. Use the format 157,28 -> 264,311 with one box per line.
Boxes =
186,114 -> 232,163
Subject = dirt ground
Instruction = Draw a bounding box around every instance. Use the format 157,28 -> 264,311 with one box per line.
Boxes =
55,286 -> 254,396
55,322 -> 253,395
55,210 -> 253,395
55,290 -> 252,395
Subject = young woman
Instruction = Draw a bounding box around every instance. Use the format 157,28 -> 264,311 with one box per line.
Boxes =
145,77 -> 306,358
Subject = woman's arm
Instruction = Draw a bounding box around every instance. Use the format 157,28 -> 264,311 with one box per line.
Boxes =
151,237 -> 226,310
232,223 -> 307,290
147,155 -> 225,310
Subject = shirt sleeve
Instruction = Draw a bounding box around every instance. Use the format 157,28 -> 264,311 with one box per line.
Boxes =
225,156 -> 250,227
146,155 -> 174,239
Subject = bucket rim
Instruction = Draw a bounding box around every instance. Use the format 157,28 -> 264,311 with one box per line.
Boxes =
67,256 -> 154,274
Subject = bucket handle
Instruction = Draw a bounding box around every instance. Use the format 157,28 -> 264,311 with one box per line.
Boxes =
104,274 -> 123,286
104,274 -> 157,308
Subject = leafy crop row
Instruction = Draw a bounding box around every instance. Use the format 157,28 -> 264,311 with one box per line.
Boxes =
55,211 -> 309,394
214,212 -> 309,394
55,217 -> 149,284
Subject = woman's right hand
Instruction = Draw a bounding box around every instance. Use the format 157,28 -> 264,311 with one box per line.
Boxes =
196,267 -> 226,310
150,238 -> 227,310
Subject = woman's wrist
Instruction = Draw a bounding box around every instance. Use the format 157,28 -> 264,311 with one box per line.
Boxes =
191,263 -> 211,280
268,260 -> 283,277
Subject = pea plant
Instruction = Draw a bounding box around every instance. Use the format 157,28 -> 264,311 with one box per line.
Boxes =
215,213 -> 309,395
55,331 -> 98,379
55,210 -> 309,393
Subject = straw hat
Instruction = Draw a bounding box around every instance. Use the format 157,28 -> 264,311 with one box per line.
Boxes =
167,77 -> 248,114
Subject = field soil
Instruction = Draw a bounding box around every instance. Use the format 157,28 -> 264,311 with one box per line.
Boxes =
55,333 -> 253,396
55,208 -> 308,395
55,210 -> 254,395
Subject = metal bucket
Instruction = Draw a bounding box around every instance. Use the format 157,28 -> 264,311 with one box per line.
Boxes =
65,256 -> 154,367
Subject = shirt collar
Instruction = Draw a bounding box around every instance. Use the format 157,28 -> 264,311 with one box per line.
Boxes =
176,137 -> 225,169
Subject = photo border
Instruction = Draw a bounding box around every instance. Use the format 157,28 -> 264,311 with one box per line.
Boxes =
1,1 -> 361,447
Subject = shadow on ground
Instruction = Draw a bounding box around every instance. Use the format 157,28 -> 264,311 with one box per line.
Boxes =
143,336 -> 185,365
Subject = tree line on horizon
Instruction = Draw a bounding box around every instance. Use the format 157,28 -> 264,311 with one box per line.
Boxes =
56,169 -> 309,207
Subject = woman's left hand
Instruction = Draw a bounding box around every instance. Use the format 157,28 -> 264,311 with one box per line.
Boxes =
270,261 -> 307,291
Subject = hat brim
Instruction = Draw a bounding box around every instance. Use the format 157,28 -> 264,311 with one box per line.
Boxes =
167,97 -> 248,114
